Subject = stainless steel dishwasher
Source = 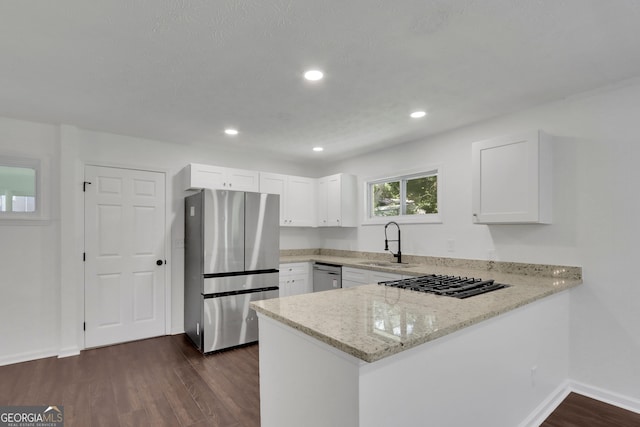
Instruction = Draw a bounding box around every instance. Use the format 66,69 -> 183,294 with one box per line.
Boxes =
312,263 -> 342,292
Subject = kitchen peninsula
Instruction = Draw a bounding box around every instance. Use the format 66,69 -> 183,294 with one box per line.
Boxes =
251,252 -> 581,427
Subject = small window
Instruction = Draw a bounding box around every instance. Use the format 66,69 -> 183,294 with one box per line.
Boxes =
366,169 -> 441,224
0,165 -> 37,213
0,156 -> 47,220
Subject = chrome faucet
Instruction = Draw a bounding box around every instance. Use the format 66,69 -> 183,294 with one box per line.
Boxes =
384,221 -> 402,263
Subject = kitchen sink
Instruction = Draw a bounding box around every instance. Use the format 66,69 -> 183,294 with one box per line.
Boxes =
358,261 -> 414,269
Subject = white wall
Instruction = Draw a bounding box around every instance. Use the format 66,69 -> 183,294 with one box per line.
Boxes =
2,77 -> 640,403
316,110 -> 581,266
0,118 -> 60,364
318,77 -> 640,402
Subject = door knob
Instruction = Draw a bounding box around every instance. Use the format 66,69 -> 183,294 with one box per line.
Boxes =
156,260 -> 164,266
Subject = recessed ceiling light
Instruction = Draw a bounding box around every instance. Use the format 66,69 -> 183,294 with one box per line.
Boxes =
224,128 -> 239,135
304,70 -> 324,81
410,111 -> 427,118
313,147 -> 324,152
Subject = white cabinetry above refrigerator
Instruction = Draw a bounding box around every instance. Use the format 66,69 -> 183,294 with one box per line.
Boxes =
183,163 -> 358,228
471,130 -> 552,224
184,163 -> 259,192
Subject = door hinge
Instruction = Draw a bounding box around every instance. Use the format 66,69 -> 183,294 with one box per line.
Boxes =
83,252 -> 86,262
83,322 -> 86,331
83,181 -> 92,192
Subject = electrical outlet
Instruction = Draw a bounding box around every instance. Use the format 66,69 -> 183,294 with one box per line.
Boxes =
446,239 -> 455,252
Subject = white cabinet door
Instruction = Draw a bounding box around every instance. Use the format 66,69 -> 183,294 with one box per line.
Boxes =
184,163 -> 259,192
261,174 -> 316,227
471,130 -> 552,224
185,163 -> 226,190
317,177 -> 329,226
279,276 -> 288,297
286,176 -> 316,227
260,173 -> 287,226
226,168 -> 259,192
317,173 -> 357,227
287,275 -> 309,296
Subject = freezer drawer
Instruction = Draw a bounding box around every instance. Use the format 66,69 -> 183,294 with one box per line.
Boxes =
203,271 -> 279,294
202,288 -> 278,353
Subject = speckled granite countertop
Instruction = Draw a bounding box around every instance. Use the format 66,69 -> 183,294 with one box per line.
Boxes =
251,250 -> 582,363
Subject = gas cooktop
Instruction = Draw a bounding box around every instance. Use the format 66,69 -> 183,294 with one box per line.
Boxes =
378,274 -> 509,299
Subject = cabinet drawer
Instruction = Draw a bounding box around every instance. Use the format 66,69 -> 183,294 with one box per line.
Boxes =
342,267 -> 369,283
279,262 -> 309,276
284,274 -> 308,286
371,271 -> 402,283
342,279 -> 365,289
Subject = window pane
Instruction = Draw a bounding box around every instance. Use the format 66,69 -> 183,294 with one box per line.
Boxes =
12,196 -> 36,212
0,165 -> 37,213
405,175 -> 438,215
371,181 -> 400,217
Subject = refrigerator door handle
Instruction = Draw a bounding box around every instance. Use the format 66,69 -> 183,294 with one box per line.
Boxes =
203,268 -> 279,279
203,286 -> 279,298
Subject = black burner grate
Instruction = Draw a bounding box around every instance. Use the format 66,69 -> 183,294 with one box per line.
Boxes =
378,274 -> 509,299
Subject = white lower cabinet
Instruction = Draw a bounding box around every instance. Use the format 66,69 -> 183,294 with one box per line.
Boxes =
279,262 -> 312,297
342,267 -> 403,289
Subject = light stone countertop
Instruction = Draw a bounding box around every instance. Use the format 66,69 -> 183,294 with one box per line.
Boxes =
251,253 -> 582,363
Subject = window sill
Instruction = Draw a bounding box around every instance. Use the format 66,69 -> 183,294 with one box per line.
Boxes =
0,213 -> 50,225
362,215 -> 442,226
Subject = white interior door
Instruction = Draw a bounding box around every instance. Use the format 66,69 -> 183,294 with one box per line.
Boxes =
84,165 -> 166,348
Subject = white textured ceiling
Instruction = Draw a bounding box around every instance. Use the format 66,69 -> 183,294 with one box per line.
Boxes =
2,1 -> 640,162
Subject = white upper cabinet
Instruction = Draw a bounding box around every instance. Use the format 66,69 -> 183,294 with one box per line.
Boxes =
317,173 -> 357,227
471,130 -> 552,224
260,173 -> 316,227
184,163 -> 259,192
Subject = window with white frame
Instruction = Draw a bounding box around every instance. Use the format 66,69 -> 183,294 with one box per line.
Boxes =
366,169 -> 440,223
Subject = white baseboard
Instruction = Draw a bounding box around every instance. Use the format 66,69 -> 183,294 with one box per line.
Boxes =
0,348 -> 58,367
57,346 -> 81,358
569,380 -> 640,415
520,379 -> 640,426
518,381 -> 572,427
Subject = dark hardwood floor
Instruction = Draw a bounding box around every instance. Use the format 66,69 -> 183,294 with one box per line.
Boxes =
2,335 -> 640,426
0,335 -> 260,426
541,392 -> 640,427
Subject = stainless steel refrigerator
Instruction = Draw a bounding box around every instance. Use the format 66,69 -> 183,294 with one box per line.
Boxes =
184,189 -> 280,353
